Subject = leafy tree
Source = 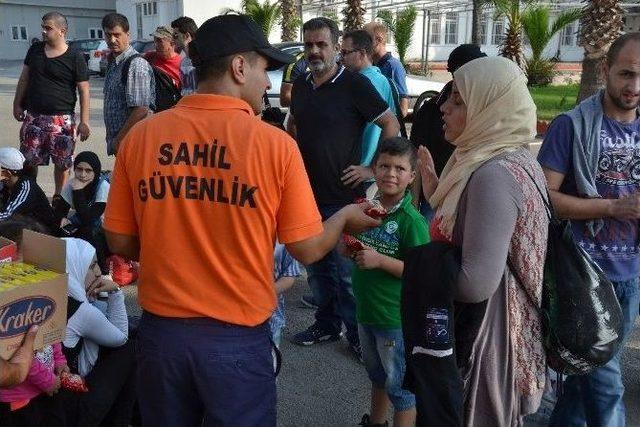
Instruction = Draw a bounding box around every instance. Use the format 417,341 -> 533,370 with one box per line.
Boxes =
376,6 -> 418,68
522,5 -> 581,85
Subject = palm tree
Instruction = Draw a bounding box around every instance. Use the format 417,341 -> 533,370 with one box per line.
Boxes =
522,6 -> 581,85
376,6 -> 418,68
576,0 -> 624,102
281,0 -> 300,42
471,0 -> 491,45
491,0 -> 536,69
227,0 -> 282,39
342,0 -> 366,32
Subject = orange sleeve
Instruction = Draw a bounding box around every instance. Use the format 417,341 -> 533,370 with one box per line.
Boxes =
103,144 -> 139,236
276,141 -> 323,243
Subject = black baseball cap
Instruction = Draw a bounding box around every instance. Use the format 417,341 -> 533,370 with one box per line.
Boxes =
192,14 -> 294,71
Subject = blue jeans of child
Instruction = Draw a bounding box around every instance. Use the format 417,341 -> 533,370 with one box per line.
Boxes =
307,204 -> 359,345
550,277 -> 640,427
358,324 -> 416,411
136,312 -> 276,427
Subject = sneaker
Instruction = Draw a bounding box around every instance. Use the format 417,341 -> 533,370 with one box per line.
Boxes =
291,323 -> 342,346
359,414 -> 389,427
350,341 -> 364,364
300,293 -> 318,309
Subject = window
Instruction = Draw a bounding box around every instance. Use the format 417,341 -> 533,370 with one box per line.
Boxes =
478,13 -> 488,45
11,25 -> 28,41
88,28 -> 103,39
142,2 -> 157,16
491,19 -> 505,45
444,13 -> 458,45
429,15 -> 441,45
561,22 -> 578,46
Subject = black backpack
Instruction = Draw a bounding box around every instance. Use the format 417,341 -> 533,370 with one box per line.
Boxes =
121,54 -> 181,112
508,166 -> 623,375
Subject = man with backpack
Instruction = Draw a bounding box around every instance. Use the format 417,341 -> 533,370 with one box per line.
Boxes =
144,26 -> 182,110
102,13 -> 155,156
538,32 -> 640,427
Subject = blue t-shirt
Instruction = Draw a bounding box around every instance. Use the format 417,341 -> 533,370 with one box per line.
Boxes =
269,243 -> 301,336
360,65 -> 396,166
377,52 -> 408,98
538,113 -> 640,281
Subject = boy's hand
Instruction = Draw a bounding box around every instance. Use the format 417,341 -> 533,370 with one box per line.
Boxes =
354,248 -> 382,269
55,364 -> 70,376
46,376 -> 61,396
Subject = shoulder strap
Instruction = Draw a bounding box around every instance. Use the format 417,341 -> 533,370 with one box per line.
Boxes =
120,53 -> 143,86
385,76 -> 407,139
506,160 -> 554,221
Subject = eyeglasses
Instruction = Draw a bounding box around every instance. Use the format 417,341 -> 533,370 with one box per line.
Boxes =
340,49 -> 360,57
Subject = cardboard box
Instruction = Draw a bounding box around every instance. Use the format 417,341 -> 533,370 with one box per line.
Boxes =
0,230 -> 68,359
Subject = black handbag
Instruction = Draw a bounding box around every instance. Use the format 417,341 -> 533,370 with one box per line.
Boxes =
507,166 -> 623,375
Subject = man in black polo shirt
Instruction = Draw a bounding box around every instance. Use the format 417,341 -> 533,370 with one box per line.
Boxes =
13,11 -> 90,196
288,17 -> 399,359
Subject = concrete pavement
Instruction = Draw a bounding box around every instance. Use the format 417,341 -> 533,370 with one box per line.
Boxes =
0,59 -> 637,426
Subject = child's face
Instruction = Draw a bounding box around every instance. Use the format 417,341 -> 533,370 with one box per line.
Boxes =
74,162 -> 95,184
373,153 -> 415,198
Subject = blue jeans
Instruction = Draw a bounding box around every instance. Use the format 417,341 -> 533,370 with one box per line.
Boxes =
359,324 -> 416,411
307,204 -> 359,345
269,295 -> 286,347
550,277 -> 640,427
136,312 -> 277,427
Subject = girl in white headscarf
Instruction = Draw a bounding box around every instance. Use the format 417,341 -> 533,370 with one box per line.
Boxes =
62,237 -> 136,426
419,56 -> 549,426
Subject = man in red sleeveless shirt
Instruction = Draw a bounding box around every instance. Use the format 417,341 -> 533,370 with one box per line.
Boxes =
144,26 -> 181,90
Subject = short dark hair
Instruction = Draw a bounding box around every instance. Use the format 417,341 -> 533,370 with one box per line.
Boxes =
343,30 -> 374,58
303,17 -> 340,44
190,43 -> 259,82
372,137 -> 417,170
42,12 -> 68,31
171,16 -> 198,39
607,32 -> 640,65
102,13 -> 129,32
0,215 -> 49,247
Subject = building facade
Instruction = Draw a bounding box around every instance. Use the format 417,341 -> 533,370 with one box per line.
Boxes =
0,0 -> 116,60
115,1 -> 282,42
303,0 -> 640,63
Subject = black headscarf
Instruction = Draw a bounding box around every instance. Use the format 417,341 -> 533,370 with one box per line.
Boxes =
73,151 -> 102,201
447,44 -> 487,73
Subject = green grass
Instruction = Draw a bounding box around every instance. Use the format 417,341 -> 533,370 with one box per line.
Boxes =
529,84 -> 580,121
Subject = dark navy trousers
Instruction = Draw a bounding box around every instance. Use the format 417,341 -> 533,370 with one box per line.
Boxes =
136,312 -> 276,427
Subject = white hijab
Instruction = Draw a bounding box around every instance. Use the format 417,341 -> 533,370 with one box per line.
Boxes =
429,56 -> 538,237
63,237 -> 95,303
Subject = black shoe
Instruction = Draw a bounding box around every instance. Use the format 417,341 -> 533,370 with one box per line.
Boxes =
291,323 -> 342,346
359,414 -> 388,427
300,293 -> 318,309
350,341 -> 364,364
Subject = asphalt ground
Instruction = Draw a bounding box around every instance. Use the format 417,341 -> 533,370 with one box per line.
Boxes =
0,59 -> 637,426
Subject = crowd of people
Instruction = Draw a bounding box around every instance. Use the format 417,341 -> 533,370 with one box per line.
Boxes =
0,7 -> 639,427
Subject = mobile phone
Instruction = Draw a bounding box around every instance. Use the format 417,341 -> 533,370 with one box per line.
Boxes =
61,223 -> 78,235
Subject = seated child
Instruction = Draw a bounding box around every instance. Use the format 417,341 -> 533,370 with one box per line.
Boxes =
0,147 -> 56,232
348,138 -> 429,427
53,152 -> 111,275
269,242 -> 301,348
0,343 -> 68,426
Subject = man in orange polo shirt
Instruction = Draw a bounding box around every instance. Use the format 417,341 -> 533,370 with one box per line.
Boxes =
103,15 -> 379,426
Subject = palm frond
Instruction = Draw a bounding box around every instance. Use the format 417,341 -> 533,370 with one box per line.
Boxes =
376,10 -> 395,33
